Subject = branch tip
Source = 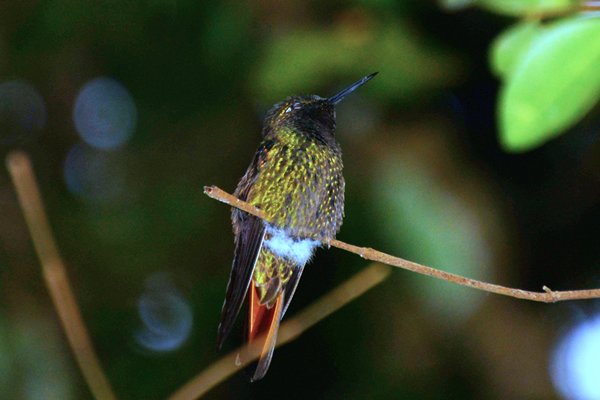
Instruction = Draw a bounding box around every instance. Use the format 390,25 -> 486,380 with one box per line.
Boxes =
543,285 -> 552,293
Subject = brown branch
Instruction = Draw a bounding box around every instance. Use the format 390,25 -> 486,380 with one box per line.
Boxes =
204,185 -> 600,303
6,151 -> 117,400
168,263 -> 390,400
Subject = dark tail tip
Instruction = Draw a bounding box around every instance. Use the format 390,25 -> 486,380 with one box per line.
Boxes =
216,323 -> 228,351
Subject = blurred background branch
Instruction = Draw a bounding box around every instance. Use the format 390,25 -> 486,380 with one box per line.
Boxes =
6,151 -> 116,400
169,263 -> 390,400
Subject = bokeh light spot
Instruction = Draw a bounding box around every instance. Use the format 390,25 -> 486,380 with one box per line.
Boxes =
134,273 -> 193,353
63,143 -> 128,205
551,314 -> 600,400
73,77 -> 137,149
0,80 -> 46,144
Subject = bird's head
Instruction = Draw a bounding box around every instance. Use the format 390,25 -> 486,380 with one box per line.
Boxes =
262,72 -> 377,143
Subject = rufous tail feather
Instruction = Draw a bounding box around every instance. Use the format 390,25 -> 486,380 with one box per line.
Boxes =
247,284 -> 284,381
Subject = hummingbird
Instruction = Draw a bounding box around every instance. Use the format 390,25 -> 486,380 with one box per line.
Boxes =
217,72 -> 377,381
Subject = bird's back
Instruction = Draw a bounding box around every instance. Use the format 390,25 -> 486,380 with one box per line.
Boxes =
243,126 -> 344,241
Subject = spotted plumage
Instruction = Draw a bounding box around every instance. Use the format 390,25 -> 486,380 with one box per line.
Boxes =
217,73 -> 377,381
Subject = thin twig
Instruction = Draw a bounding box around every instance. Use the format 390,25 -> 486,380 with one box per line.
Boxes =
6,151 -> 117,400
204,185 -> 600,303
169,263 -> 391,400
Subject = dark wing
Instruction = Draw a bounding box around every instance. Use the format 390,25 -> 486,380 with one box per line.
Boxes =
216,140 -> 273,349
217,213 -> 265,349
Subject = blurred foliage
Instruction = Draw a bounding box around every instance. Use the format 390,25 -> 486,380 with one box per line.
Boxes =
252,13 -> 462,103
441,0 -> 576,16
443,0 -> 600,152
495,17 -> 600,151
490,20 -> 541,78
475,0 -> 574,17
0,0 -> 599,399
374,149 -> 494,324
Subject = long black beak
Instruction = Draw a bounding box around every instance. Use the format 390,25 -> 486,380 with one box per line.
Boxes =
328,72 -> 378,105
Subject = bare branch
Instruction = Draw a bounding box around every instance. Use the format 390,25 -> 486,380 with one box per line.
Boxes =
168,263 -> 391,400
6,151 -> 117,400
204,185 -> 600,303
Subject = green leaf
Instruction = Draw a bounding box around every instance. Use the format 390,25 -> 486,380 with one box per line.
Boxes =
499,17 -> 600,152
477,0 -> 574,16
490,21 -> 542,78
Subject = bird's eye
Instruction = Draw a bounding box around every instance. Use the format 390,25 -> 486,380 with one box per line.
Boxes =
283,102 -> 301,114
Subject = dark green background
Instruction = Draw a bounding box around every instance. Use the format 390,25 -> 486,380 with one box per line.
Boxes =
1,1 -> 599,399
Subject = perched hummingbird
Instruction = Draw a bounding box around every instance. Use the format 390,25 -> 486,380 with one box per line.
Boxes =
217,73 -> 377,380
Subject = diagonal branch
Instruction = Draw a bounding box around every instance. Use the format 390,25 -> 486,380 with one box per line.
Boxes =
168,263 -> 390,400
6,152 -> 117,400
204,185 -> 600,303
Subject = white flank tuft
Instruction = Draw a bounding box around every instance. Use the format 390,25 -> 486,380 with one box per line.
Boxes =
263,226 -> 319,266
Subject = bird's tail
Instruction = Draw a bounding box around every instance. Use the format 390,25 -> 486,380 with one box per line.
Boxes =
246,283 -> 284,381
